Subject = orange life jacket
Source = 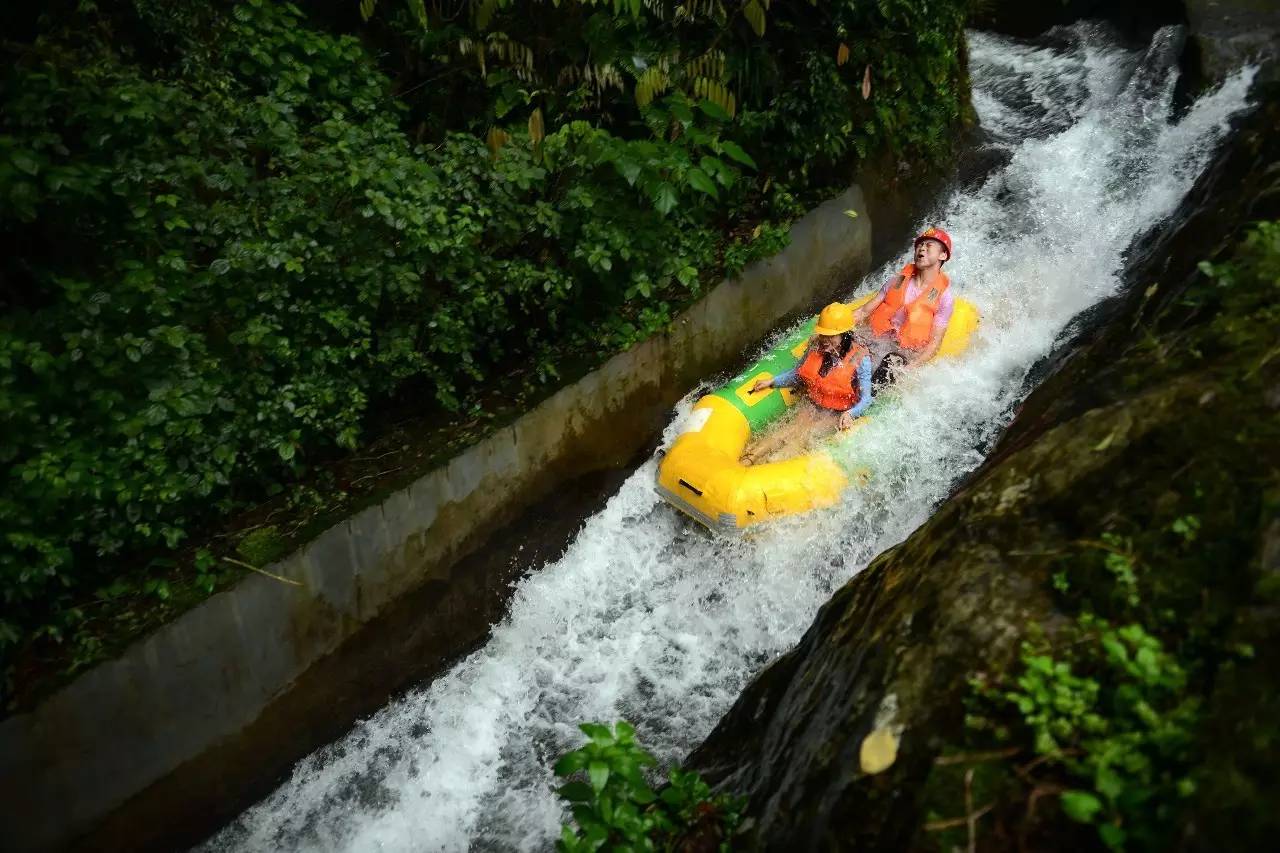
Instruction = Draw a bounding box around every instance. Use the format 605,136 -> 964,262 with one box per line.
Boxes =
797,343 -> 868,411
868,264 -> 951,350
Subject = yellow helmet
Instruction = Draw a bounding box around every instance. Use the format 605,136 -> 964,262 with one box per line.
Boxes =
814,302 -> 854,336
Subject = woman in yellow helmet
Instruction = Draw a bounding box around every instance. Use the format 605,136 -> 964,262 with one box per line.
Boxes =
740,303 -> 875,465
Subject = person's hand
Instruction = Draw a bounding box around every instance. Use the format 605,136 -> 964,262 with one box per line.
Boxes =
838,411 -> 855,431
750,378 -> 772,394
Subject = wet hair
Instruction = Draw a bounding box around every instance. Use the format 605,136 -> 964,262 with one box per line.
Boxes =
817,332 -> 857,376
872,353 -> 908,390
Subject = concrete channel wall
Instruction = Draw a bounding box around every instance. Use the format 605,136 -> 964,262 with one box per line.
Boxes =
0,186 -> 872,853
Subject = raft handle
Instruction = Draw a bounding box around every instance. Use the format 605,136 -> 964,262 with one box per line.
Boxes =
678,479 -> 704,497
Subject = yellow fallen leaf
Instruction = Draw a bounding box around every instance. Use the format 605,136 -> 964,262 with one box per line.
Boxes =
859,728 -> 898,774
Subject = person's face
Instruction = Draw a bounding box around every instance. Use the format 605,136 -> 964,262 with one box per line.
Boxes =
817,333 -> 842,354
914,238 -> 949,268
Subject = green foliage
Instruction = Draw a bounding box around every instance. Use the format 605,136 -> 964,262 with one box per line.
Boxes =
553,721 -> 743,851
0,0 -> 972,695
972,614 -> 1201,850
723,221 -> 793,278
948,215 -> 1280,848
1194,220 -> 1280,363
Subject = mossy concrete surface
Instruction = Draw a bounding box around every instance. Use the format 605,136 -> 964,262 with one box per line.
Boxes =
686,79 -> 1280,853
0,188 -> 872,853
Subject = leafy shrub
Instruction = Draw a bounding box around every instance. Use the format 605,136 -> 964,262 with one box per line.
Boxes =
553,721 -> 743,851
970,616 -> 1202,850
0,0 -> 973,688
0,1 -> 730,641
939,220 -> 1280,851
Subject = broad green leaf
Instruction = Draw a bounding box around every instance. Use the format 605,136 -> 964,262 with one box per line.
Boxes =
553,750 -> 588,777
699,156 -> 733,186
579,722 -> 612,744
615,159 -> 643,186
718,140 -> 757,169
11,151 -> 39,175
1094,766 -> 1124,802
685,167 -> 718,198
651,184 -> 678,216
1060,790 -> 1103,823
557,780 -> 594,802
1098,823 -> 1126,850
659,786 -> 685,806
697,98 -> 732,122
589,760 -> 609,792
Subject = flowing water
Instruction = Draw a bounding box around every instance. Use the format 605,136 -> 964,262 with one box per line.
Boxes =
207,24 -> 1256,853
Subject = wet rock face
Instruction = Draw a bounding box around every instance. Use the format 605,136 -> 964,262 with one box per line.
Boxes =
969,0 -> 1183,41
686,87 -> 1280,852
971,0 -> 1279,87
1185,0 -> 1280,83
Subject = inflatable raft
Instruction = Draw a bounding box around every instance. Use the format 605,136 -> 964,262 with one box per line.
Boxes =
656,293 -> 979,532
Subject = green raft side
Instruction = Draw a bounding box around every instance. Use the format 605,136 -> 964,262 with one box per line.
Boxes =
710,318 -> 817,434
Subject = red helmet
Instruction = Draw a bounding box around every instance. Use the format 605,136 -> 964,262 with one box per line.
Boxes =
914,226 -> 953,261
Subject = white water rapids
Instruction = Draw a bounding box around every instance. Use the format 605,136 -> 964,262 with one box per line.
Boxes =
207,24 -> 1256,853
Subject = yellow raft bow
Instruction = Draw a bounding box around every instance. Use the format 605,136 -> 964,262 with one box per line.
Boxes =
657,293 -> 979,532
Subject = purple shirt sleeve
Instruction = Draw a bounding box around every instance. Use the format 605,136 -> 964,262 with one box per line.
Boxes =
845,356 -> 874,417
932,285 -> 956,334
773,367 -> 799,388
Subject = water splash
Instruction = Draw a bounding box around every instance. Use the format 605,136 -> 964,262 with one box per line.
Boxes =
206,25 -> 1256,853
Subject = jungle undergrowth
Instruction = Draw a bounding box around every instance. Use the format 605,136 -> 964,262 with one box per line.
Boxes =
926,220 -> 1280,851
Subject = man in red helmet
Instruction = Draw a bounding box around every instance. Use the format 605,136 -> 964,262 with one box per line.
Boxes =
851,227 -> 957,376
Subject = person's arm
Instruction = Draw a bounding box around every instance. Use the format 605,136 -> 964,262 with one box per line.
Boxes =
846,356 -> 875,418
910,326 -> 946,365
750,361 -> 802,393
770,367 -> 800,388
851,288 -> 888,326
838,356 -> 875,428
852,264 -> 912,326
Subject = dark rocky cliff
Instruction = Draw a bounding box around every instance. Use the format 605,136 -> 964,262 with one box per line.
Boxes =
687,31 -> 1280,853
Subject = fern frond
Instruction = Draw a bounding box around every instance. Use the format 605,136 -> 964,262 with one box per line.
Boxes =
528,107 -> 545,147
485,126 -> 511,158
634,67 -> 670,107
742,0 -> 766,37
691,76 -> 735,117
